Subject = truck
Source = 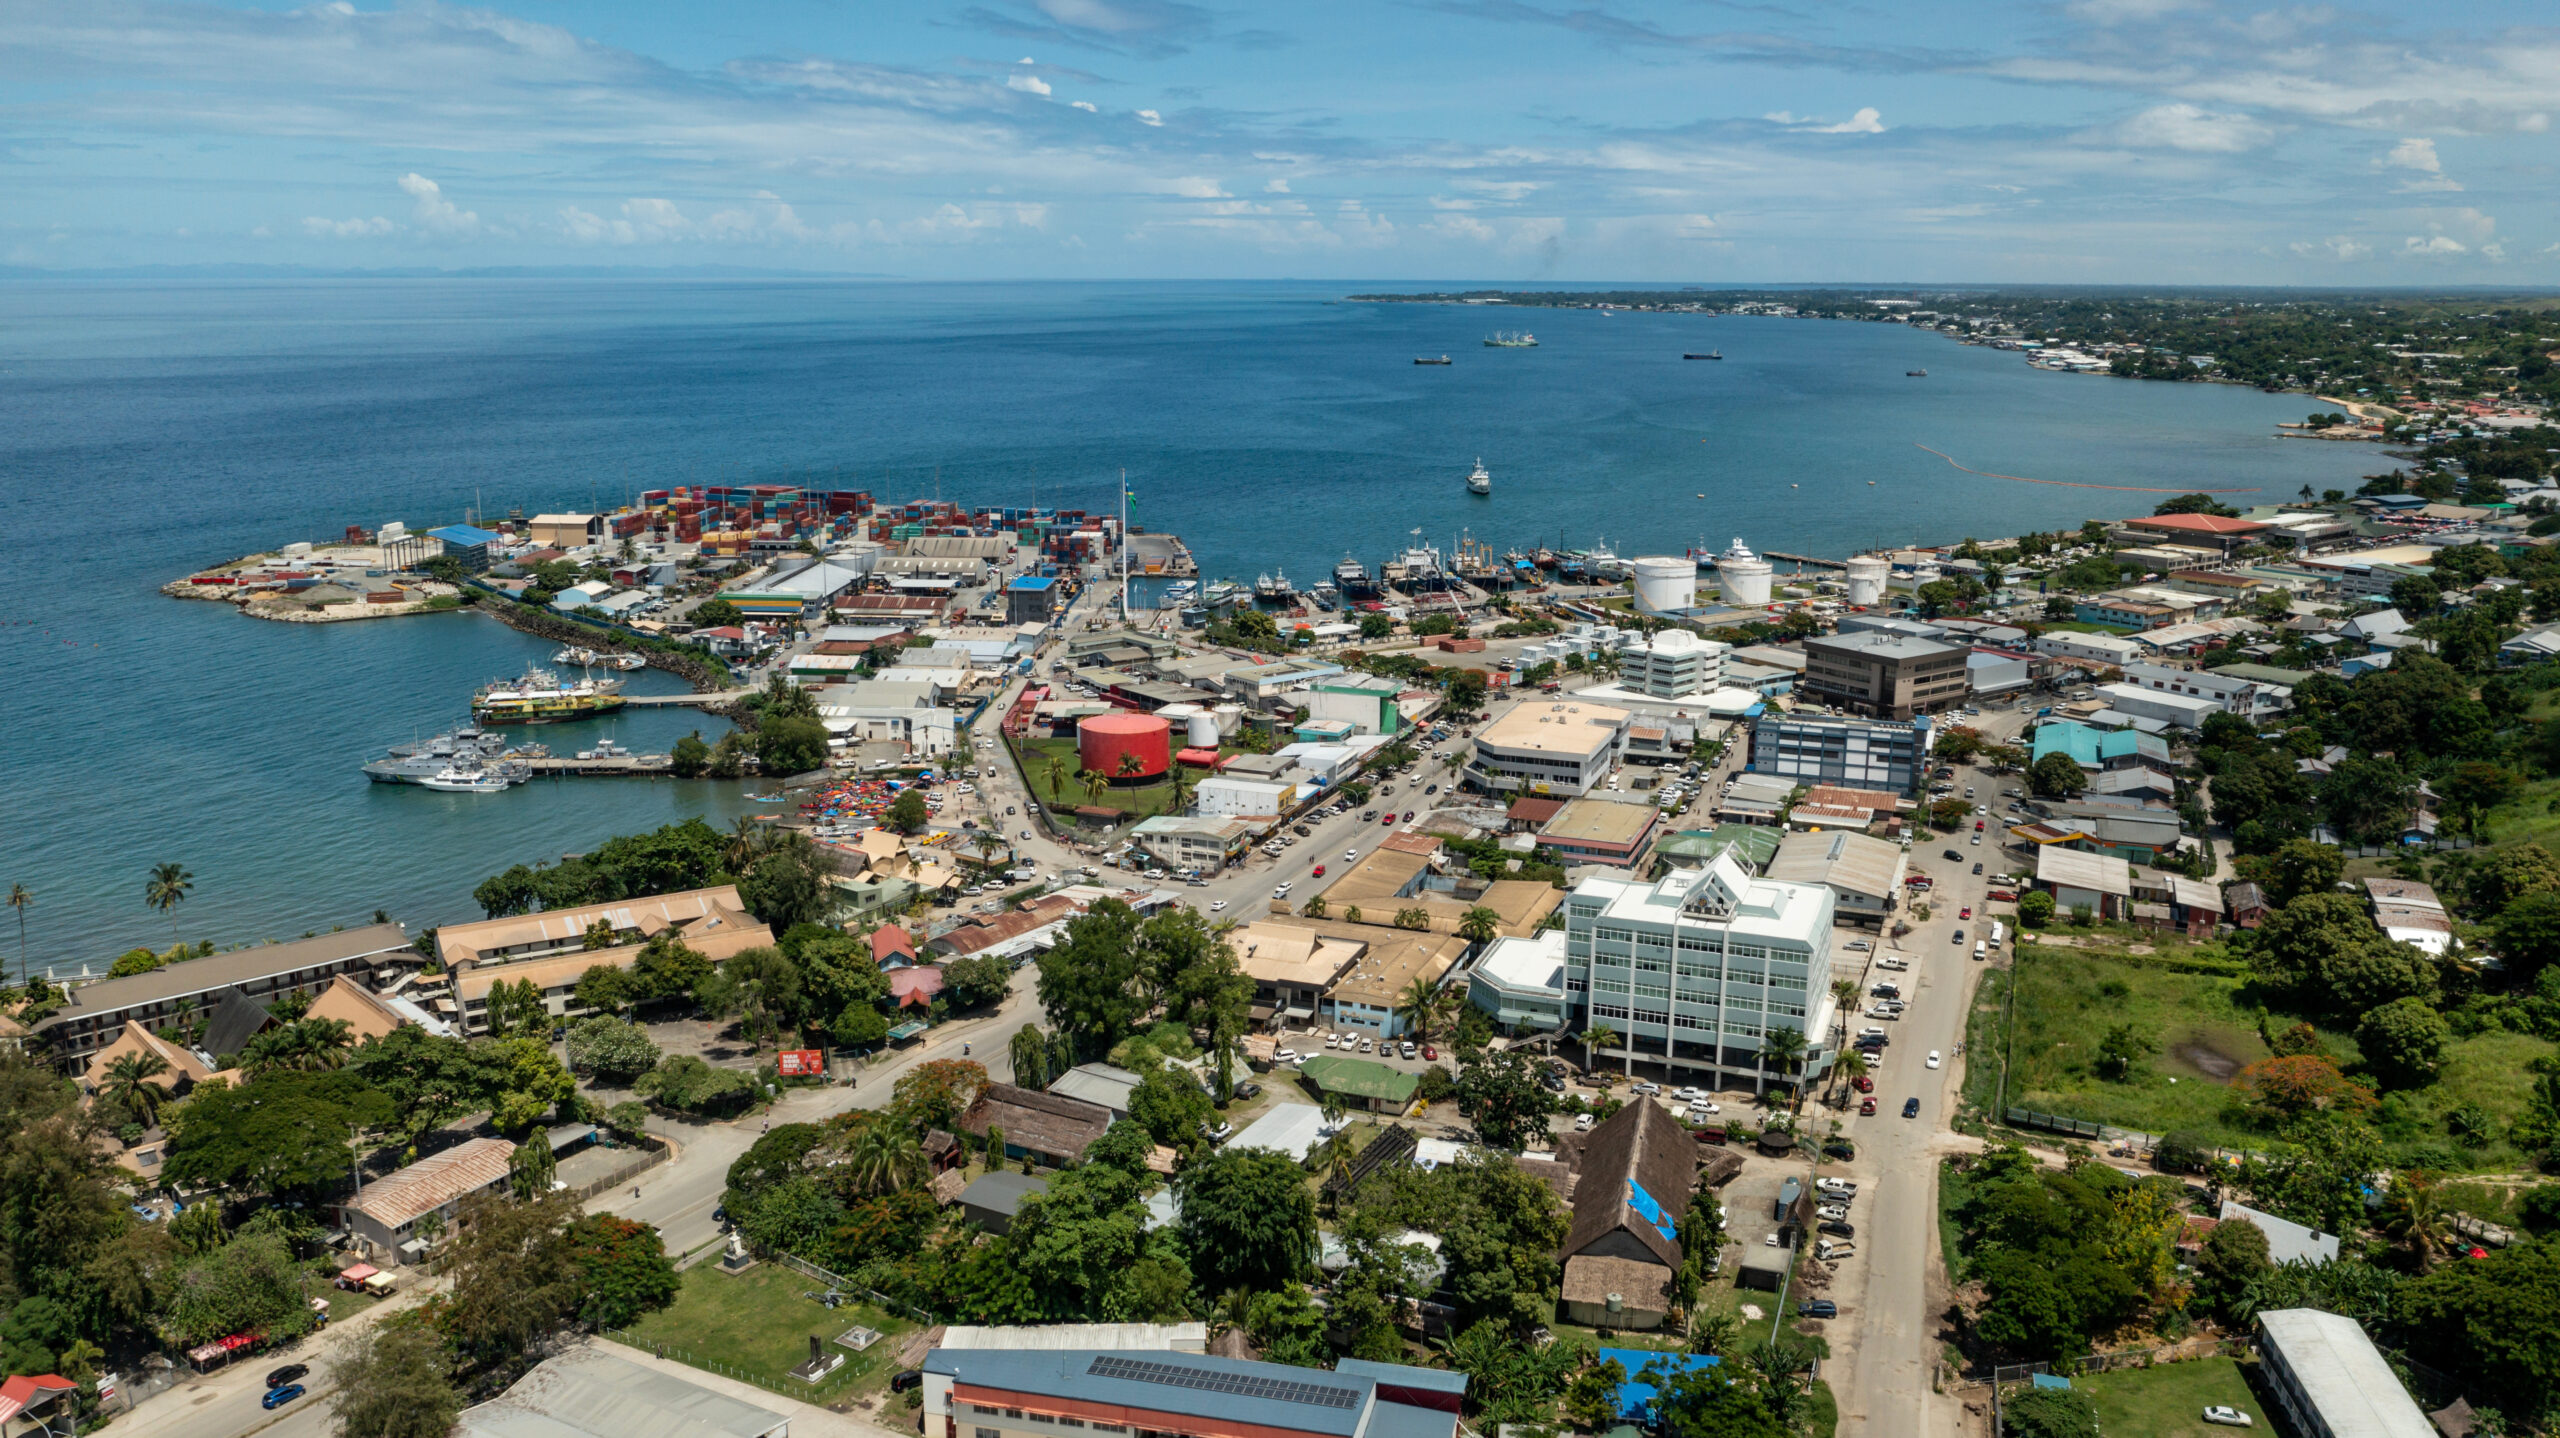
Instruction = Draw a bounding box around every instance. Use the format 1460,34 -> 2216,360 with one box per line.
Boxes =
1817,1238 -> 1855,1261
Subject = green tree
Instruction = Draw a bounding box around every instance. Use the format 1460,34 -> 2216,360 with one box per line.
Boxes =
1036,899 -> 1152,1059
2191,1215 -> 2272,1322
106,947 -> 167,980
98,1050 -> 172,1127
6,884 -> 29,988
326,1322 -> 463,1438
2490,891 -> 2560,986
510,1126 -> 559,1199
2253,837 -> 2347,908
157,1230 -> 315,1348
1008,1025 -> 1054,1091
566,1016 -> 663,1082
567,1213 -> 679,1326
574,963 -> 637,1018
830,1001 -> 890,1049
2017,889 -> 2056,927
2001,1387 -> 2101,1438
2029,752 -> 2087,799
888,788 -> 931,833
1456,906 -> 1501,947
2094,1023 -> 2153,1082
845,1121 -> 927,1196
890,1058 -> 988,1135
440,1190 -> 586,1366
2397,1241 -> 2560,1419
2357,997 -> 2452,1088
636,1055 -> 757,1114
740,832 -> 835,933
942,955 -> 1012,1010
1008,1162 -> 1150,1319
1452,1048 -> 1559,1152
669,730 -> 712,778
161,1070 -> 391,1196
482,1035 -> 579,1134
1128,1066 -> 1215,1147
144,861 -> 194,943
1175,1147 -> 1318,1295
235,1016 -> 357,1075
756,714 -> 831,775
631,931 -> 714,1007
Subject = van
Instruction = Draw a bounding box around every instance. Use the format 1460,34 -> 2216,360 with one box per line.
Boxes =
1974,941 -> 1988,961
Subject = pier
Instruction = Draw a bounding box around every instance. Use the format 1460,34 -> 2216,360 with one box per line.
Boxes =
523,756 -> 676,777
620,689 -> 755,708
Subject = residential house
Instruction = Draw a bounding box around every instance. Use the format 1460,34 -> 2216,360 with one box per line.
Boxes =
2365,877 -> 2453,956
1556,1099 -> 1693,1331
2032,847 -> 2133,920
958,1083 -> 1114,1168
2225,881 -> 2271,929
956,1171 -> 1048,1236
342,1137 -> 516,1265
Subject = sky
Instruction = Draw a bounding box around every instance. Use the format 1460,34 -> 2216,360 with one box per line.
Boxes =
3,0 -> 2558,282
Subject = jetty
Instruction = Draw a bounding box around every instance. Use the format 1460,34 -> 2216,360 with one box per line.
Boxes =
622,690 -> 755,708
523,755 -> 676,777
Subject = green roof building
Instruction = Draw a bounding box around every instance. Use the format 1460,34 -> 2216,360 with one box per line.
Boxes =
1296,1055 -> 1420,1112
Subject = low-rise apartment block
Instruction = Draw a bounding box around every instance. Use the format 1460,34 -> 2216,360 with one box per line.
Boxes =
1797,631 -> 1969,718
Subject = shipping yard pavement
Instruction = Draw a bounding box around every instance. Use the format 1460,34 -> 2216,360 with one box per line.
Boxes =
1821,705 -> 2034,1438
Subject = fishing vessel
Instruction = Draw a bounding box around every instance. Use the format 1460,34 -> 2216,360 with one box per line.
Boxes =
1414,355 -> 1452,366
1466,458 -> 1491,496
1202,578 -> 1248,607
1309,582 -> 1342,610
1253,570 -> 1297,605
1454,535 -> 1510,590
1333,555 -> 1383,602
472,667 -> 627,725
1483,332 -> 1539,348
1684,350 -> 1723,360
1385,532 -> 1455,593
1162,579 -> 1199,605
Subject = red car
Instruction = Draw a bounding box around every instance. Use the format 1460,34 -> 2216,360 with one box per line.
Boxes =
1421,1044 -> 1437,1061
1974,819 -> 1985,831
1313,864 -> 1327,878
1960,906 -> 1972,920
1383,814 -> 1397,827
1859,1097 -> 1877,1115
1852,1075 -> 1874,1093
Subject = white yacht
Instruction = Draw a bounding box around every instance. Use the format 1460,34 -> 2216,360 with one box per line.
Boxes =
1467,458 -> 1491,496
419,765 -> 510,794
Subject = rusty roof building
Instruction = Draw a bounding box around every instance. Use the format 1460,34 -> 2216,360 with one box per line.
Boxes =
958,1082 -> 1114,1168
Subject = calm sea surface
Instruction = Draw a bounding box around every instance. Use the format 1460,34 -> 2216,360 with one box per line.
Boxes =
0,280 -> 2381,969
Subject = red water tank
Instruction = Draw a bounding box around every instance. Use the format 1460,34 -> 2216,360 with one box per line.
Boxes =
1077,712 -> 1172,783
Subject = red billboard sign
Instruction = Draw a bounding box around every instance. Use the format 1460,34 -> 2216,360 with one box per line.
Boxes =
778,1049 -> 826,1077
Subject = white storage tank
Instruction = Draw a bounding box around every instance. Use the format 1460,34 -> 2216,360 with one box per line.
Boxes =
1717,538 -> 1774,608
1630,556 -> 1696,615
1845,555 -> 1890,608
1212,703 -> 1246,739
1186,710 -> 1222,748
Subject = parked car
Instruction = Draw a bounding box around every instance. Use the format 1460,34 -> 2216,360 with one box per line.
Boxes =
1399,1041 -> 1416,1059
1574,1112 -> 1595,1131
1859,1097 -> 1877,1115
2201,1408 -> 2253,1428
1822,1139 -> 1855,1160
1815,1203 -> 1849,1221
1943,848 -> 1963,862
263,1386 -> 306,1412
1631,1081 -> 1662,1095
1971,862 -> 1984,875
890,1371 -> 925,1394
1959,906 -> 1972,920
1902,1097 -> 1921,1118
1235,1082 -> 1262,1100
1421,1044 -> 1437,1061
1201,1120 -> 1235,1143
1852,1075 -> 1874,1093
1815,1178 -> 1858,1196
1799,1299 -> 1837,1318
1817,1220 -> 1854,1239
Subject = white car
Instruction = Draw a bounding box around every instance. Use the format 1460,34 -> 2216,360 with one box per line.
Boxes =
1276,1047 -> 1299,1063
1344,849 -> 1360,862
1210,899 -> 1228,912
1815,1178 -> 1858,1197
1844,939 -> 1871,951
1273,882 -> 1292,898
1631,1081 -> 1662,1095
1926,1050 -> 1943,1069
2201,1408 -> 2252,1428
1574,1112 -> 1595,1131
1816,1204 -> 1850,1222
1400,1041 -> 1416,1059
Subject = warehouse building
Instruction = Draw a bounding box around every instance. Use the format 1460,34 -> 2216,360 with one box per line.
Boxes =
2255,1309 -> 2432,1438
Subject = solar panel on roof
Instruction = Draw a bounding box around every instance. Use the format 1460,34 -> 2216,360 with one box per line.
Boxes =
1084,1356 -> 1363,1410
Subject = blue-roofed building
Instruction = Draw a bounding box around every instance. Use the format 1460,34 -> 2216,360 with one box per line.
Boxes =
921,1348 -> 1465,1438
2030,720 -> 2171,776
426,524 -> 501,574
1599,1350 -> 1723,1423
1007,573 -> 1064,626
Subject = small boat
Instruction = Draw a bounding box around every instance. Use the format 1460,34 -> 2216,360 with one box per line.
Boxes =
1414,355 -> 1452,366
419,765 -> 510,794
1685,351 -> 1723,360
1467,458 -> 1492,496
1483,332 -> 1539,348
1907,368 -> 1928,377
576,738 -> 631,761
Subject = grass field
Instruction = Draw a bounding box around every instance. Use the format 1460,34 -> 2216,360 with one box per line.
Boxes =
1008,734 -> 1250,820
2070,1356 -> 2264,1438
1969,943 -> 2552,1166
617,1264 -> 914,1401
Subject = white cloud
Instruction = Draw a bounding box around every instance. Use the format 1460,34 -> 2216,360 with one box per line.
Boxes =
2289,235 -> 2371,260
1135,108 -> 1162,126
2404,234 -> 2466,254
398,173 -> 479,236
556,192 -> 811,245
301,214 -> 393,237
1762,111 -> 1805,125
1007,72 -> 1051,96
1160,176 -> 1226,198
1809,108 -> 1885,134
2114,103 -> 2273,153
1264,178 -> 1290,193
1071,100 -> 1097,112
2376,136 -> 2461,191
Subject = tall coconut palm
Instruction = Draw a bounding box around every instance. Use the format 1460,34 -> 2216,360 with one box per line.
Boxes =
2380,1173 -> 2457,1269
144,863 -> 193,944
1045,754 -> 1069,806
1830,1048 -> 1870,1104
1393,978 -> 1442,1040
1456,906 -> 1501,949
6,883 -> 28,987
1117,752 -> 1144,782
972,831 -> 1006,871
1758,1027 -> 1808,1104
847,1123 -> 925,1196
724,816 -> 766,873
100,1050 -> 171,1126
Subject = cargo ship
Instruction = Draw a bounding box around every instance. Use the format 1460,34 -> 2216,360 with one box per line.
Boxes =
1684,350 -> 1723,360
1334,555 -> 1384,602
1414,355 -> 1452,365
472,667 -> 627,725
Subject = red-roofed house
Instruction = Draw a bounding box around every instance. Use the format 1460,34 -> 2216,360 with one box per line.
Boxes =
0,1374 -> 76,1438
2120,513 -> 2271,555
888,966 -> 947,1010
871,923 -> 917,970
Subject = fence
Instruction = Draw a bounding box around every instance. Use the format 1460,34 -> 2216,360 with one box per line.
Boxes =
759,1248 -> 933,1325
597,1327 -> 878,1404
565,1136 -> 669,1203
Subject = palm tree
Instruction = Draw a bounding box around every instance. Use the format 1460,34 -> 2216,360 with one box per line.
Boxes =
1117,752 -> 1144,782
724,816 -> 766,873
1319,1095 -> 1346,1134
1758,1027 -> 1808,1104
144,863 -> 193,944
1688,1310 -> 1739,1357
241,1018 -> 356,1075
1581,1023 -> 1623,1077
100,1050 -> 171,1126
1168,762 -> 1192,813
6,883 -> 27,988
1044,754 -> 1069,806
1830,1048 -> 1870,1106
2380,1173 -> 2457,1269
1320,1133 -> 1357,1215
972,831 -> 1006,871
1394,977 -> 1442,1040
1456,906 -> 1501,949
847,1123 -> 925,1195
1301,895 -> 1329,919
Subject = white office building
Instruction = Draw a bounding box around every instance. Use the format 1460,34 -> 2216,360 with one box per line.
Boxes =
1556,852 -> 1838,1086
2119,662 -> 2291,719
1466,700 -> 1632,797
1617,629 -> 1730,698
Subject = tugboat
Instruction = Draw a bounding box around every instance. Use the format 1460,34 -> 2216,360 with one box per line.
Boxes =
1466,458 -> 1492,496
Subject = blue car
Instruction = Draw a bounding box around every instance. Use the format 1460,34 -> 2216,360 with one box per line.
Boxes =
262,1385 -> 305,1411
1902,1097 -> 1921,1119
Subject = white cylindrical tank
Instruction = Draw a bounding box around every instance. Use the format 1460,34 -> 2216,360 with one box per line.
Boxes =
1186,710 -> 1221,748
1717,538 -> 1774,608
1213,703 -> 1246,738
1630,556 -> 1696,615
1845,556 -> 1890,607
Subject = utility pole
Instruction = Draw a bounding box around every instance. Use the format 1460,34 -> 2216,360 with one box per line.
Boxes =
1120,469 -> 1130,620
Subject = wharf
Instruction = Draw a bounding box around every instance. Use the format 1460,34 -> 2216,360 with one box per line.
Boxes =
523,756 -> 675,777
622,689 -> 755,707
1126,532 -> 1197,577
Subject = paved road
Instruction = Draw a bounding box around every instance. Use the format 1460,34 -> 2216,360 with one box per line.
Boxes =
1824,706 -> 2035,1438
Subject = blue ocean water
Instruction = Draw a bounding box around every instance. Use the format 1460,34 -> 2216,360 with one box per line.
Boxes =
0,279 -> 2380,969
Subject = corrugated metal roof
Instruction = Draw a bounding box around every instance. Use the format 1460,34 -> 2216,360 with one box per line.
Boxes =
348,1137 -> 515,1229
459,1349 -> 786,1438
2255,1309 -> 2432,1438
